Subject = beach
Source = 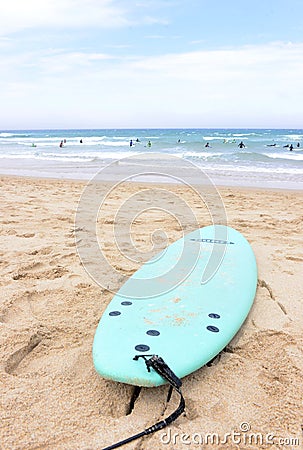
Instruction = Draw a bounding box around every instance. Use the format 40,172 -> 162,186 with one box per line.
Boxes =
0,174 -> 302,449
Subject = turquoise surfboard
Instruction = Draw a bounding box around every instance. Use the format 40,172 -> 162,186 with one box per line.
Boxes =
93,225 -> 257,387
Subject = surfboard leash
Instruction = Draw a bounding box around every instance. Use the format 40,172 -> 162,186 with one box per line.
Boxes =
101,354 -> 185,450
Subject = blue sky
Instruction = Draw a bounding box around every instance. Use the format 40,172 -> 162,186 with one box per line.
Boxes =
1,0 -> 303,129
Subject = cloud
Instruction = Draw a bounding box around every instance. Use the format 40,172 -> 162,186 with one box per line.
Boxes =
124,41 -> 303,115
128,41 -> 303,79
0,37 -> 13,48
3,41 -> 303,89
0,0 -> 170,35
0,0 -> 131,35
1,40 -> 303,127
38,51 -> 116,74
190,40 -> 207,46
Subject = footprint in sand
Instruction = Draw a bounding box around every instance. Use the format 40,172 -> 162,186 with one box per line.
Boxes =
16,233 -> 36,238
12,262 -> 69,280
5,333 -> 43,375
286,255 -> 303,262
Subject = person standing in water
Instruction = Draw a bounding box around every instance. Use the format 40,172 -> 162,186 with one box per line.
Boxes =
238,141 -> 245,149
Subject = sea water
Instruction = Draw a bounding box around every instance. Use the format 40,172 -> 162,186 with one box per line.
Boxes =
0,128 -> 302,189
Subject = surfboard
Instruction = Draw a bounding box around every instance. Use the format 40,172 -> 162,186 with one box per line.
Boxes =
93,225 -> 257,387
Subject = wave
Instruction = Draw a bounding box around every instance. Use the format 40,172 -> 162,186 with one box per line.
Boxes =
264,151 -> 303,161
1,140 -> 302,160
0,132 -> 31,138
0,136 -> 136,147
282,134 -> 303,140
232,133 -> 259,137
0,133 -> 14,137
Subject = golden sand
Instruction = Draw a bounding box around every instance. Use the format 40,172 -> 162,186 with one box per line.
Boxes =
0,175 -> 302,449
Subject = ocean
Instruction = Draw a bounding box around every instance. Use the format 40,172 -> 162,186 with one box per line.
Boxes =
0,128 -> 303,189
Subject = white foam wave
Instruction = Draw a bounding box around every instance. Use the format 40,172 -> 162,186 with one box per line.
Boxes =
264,151 -> 303,161
283,134 -> 303,140
0,132 -> 15,137
232,133 -> 258,137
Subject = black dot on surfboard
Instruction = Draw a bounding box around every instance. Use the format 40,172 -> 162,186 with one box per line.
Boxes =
121,301 -> 132,306
208,313 -> 220,319
146,330 -> 160,336
206,325 -> 220,333
135,345 -> 150,352
109,311 -> 121,316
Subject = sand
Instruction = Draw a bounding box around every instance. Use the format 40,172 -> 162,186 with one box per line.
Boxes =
0,175 -> 302,450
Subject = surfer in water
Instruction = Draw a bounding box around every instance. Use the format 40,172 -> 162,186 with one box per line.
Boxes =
238,141 -> 245,149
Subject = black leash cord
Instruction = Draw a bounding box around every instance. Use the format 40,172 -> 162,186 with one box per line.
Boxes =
102,355 -> 185,450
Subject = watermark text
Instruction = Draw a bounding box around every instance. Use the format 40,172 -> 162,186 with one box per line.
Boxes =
160,423 -> 300,447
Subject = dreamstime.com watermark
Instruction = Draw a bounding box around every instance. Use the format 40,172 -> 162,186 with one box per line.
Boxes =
160,423 -> 301,447
75,153 -> 227,298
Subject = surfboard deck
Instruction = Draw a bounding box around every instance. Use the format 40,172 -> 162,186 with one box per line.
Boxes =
93,225 -> 257,387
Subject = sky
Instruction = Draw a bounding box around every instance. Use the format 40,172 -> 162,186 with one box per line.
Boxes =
1,0 -> 303,129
